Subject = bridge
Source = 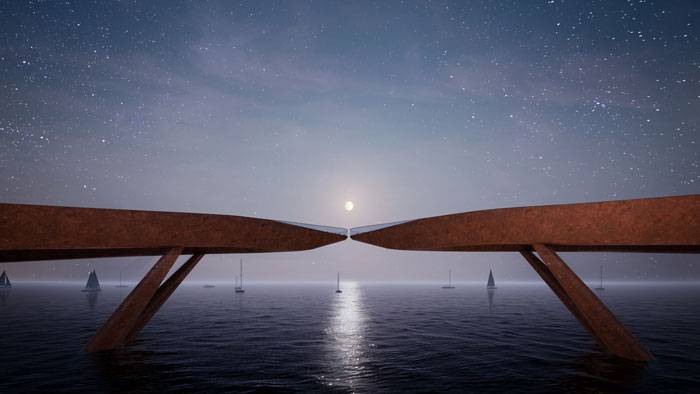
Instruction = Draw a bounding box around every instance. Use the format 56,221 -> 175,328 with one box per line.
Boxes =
1,194 -> 699,360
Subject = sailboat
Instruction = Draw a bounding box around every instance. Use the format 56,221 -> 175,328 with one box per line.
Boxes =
0,270 -> 11,288
335,272 -> 342,293
116,271 -> 128,288
595,265 -> 605,291
235,258 -> 245,293
442,269 -> 455,289
487,269 -> 497,290
81,270 -> 101,292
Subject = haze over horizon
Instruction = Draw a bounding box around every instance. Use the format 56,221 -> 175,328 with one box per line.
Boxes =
1,1 -> 698,282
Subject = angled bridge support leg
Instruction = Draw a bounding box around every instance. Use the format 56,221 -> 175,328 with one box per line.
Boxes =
85,247 -> 183,352
521,244 -> 652,361
125,253 -> 205,343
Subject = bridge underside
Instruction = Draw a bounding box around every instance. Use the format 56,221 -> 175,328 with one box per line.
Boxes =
351,195 -> 700,361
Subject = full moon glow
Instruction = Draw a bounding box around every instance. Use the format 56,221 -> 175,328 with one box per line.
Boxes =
344,201 -> 354,211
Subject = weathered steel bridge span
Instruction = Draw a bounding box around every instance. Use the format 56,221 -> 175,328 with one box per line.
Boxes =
350,194 -> 700,361
0,204 -> 347,352
1,194 -> 698,361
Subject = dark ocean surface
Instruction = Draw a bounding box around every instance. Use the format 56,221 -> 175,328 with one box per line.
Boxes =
1,282 -> 699,393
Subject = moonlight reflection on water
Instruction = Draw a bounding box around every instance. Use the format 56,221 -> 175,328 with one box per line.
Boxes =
324,282 -> 368,390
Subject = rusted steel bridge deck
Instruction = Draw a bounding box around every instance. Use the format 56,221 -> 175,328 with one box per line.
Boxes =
1,195 -> 698,360
350,194 -> 700,253
0,203 -> 347,262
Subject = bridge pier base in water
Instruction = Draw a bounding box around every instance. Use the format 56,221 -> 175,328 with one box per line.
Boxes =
521,244 -> 653,361
84,247 -> 184,352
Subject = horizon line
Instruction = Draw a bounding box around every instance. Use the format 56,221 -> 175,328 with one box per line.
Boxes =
8,279 -> 700,286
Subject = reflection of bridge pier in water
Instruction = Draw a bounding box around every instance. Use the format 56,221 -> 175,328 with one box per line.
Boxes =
556,351 -> 647,392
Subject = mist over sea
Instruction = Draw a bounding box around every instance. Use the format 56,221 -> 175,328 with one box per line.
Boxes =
1,282 -> 699,393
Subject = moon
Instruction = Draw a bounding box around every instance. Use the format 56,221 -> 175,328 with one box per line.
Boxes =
344,201 -> 354,211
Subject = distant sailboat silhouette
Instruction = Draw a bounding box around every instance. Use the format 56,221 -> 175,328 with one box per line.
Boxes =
595,265 -> 605,291
487,269 -> 497,290
82,270 -> 101,292
116,271 -> 128,288
235,258 -> 245,293
335,272 -> 342,293
442,269 -> 455,289
0,270 -> 11,288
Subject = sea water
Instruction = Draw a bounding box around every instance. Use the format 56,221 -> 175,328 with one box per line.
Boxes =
1,282 -> 699,393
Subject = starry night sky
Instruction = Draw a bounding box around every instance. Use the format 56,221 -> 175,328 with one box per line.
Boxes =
1,1 -> 699,283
